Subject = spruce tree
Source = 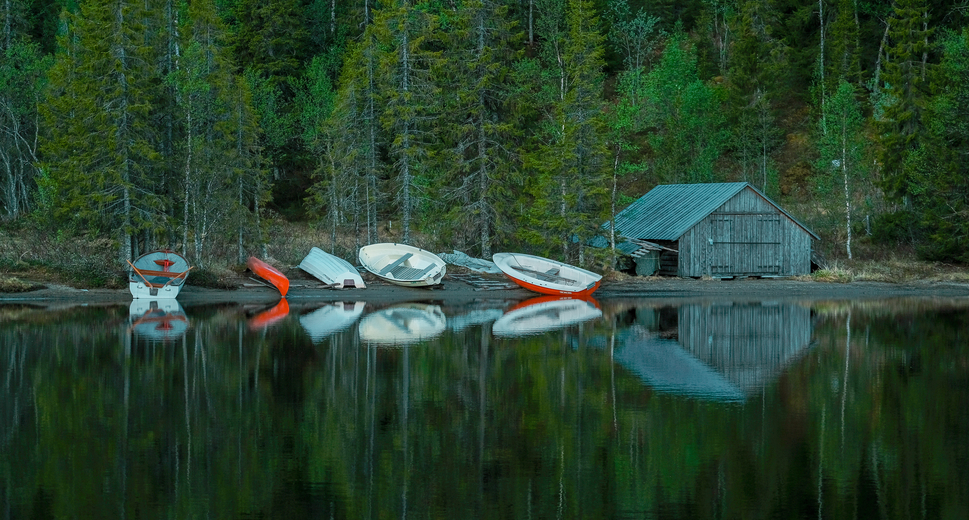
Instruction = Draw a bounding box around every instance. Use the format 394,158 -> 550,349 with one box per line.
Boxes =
642,28 -> 728,186
434,0 -> 520,258
40,0 -> 164,263
520,0 -> 609,262
878,0 -> 933,204
372,0 -> 441,245
915,28 -> 969,262
169,0 -> 257,265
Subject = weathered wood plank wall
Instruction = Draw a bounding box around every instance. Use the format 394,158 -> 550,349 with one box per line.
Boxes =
677,187 -> 812,277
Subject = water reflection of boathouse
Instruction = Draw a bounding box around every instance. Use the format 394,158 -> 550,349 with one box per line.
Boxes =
617,302 -> 814,401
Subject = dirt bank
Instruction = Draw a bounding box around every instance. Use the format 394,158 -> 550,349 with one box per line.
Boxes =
2,269 -> 968,308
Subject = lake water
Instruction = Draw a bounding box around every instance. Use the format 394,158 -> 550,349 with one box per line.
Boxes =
1,295 -> 967,519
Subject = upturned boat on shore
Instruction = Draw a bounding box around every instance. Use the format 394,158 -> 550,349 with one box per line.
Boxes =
247,256 -> 290,296
298,247 -> 366,289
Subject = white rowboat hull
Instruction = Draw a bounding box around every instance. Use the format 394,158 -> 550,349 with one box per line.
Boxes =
299,247 -> 366,289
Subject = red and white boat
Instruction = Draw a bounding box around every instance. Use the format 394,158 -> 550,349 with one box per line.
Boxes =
128,250 -> 192,299
492,252 -> 602,297
247,256 -> 290,296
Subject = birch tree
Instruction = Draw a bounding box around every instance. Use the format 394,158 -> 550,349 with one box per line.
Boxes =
168,0 -> 243,266
0,41 -> 47,219
816,80 -> 864,259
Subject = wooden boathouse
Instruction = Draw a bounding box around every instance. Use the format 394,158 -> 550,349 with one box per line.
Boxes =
601,182 -> 819,278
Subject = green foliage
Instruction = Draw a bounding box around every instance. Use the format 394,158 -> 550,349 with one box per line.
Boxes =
3,0 -> 969,265
39,0 -> 166,262
641,28 -> 728,185
877,0 -> 934,204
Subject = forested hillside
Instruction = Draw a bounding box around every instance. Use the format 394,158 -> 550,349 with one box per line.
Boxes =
1,0 -> 967,269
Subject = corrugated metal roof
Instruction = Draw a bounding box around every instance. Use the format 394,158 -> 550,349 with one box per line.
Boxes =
604,182 -> 819,241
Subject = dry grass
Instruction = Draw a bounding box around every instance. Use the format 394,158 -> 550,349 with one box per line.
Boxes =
0,276 -> 43,292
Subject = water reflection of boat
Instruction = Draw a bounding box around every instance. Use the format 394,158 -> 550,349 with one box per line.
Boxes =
248,299 -> 290,330
299,301 -> 366,341
358,303 -> 446,345
446,308 -> 504,331
492,296 -> 602,337
128,299 -> 189,342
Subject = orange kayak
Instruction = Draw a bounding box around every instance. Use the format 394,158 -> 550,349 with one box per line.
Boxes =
247,256 -> 290,296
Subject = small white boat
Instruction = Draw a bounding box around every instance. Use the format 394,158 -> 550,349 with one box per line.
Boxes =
492,296 -> 602,337
493,252 -> 601,297
299,301 -> 366,341
358,303 -> 446,345
128,250 -> 192,299
358,243 -> 446,287
298,247 -> 366,289
128,299 -> 189,342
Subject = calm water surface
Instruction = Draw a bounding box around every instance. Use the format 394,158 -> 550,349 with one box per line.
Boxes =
1,295 -> 967,519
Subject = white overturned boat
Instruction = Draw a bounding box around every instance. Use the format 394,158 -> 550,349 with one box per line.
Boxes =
128,250 -> 192,299
298,247 -> 366,289
358,243 -> 446,287
492,296 -> 602,337
358,303 -> 446,345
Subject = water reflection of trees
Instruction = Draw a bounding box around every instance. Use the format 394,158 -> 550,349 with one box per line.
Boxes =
0,300 -> 966,518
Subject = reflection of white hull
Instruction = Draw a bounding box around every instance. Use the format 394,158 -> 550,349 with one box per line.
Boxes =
358,304 -> 446,345
358,243 -> 446,287
300,302 -> 366,341
129,280 -> 182,299
299,247 -> 366,289
128,299 -> 189,342
493,297 -> 602,337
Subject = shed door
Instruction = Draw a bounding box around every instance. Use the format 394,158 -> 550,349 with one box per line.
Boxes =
709,213 -> 781,276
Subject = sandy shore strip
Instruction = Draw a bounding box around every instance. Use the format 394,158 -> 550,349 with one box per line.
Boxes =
3,272 -> 969,308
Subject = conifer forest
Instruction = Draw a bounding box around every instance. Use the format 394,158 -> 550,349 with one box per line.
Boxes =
1,0 -> 968,268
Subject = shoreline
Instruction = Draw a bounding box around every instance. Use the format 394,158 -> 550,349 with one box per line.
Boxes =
3,273 -> 969,308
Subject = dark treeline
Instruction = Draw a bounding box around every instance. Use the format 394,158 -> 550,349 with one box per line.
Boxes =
1,0 -> 968,268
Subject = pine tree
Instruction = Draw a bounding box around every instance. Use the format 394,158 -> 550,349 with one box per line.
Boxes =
878,0 -> 933,204
373,0 -> 441,245
434,0 -> 520,258
40,0 -> 164,263
520,0 -> 609,262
